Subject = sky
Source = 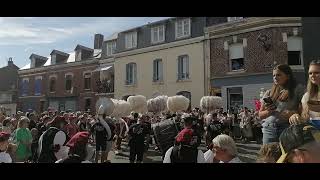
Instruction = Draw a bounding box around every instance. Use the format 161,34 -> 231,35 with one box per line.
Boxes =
0,17 -> 169,68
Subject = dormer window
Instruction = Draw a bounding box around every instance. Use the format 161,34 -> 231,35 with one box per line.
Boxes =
106,41 -> 117,56
151,25 -> 165,44
125,31 -> 137,49
175,18 -> 191,39
74,45 -> 94,61
50,50 -> 69,65
29,54 -> 48,68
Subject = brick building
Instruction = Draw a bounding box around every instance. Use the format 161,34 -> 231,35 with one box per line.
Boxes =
205,17 -> 305,111
18,34 -> 112,113
0,58 -> 19,115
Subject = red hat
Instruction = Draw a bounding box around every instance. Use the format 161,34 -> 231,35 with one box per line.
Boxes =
66,132 -> 89,150
176,128 -> 193,144
0,132 -> 10,142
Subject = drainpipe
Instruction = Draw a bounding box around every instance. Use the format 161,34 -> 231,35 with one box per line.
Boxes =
203,31 -> 210,96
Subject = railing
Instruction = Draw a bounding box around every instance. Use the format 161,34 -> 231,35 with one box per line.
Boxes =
96,79 -> 114,93
177,73 -> 190,80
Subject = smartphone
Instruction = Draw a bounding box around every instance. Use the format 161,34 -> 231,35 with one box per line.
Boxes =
263,97 -> 273,104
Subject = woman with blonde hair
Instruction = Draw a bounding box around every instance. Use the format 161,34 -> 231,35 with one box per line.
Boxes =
15,117 -> 32,162
259,64 -> 304,144
290,60 -> 320,129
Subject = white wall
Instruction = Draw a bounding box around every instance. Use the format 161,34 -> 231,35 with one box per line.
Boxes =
221,83 -> 273,111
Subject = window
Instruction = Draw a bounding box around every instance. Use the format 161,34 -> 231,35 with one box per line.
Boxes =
21,78 -> 29,96
84,73 -> 91,90
65,75 -> 73,91
126,63 -> 137,85
229,43 -> 245,71
175,18 -> 191,39
35,76 -> 42,96
125,31 -> 137,49
49,77 -> 56,92
85,98 -> 91,111
227,17 -> 243,22
177,55 -> 189,80
106,41 -> 116,56
287,36 -> 303,66
227,87 -> 243,112
153,59 -> 163,82
151,25 -> 165,43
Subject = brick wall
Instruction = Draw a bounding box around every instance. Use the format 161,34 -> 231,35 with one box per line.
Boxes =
18,62 -> 102,112
210,27 -> 302,78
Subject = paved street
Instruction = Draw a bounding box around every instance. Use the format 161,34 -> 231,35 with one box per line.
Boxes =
108,139 -> 261,163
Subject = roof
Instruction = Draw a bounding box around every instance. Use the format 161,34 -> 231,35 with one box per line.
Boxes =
20,52 -> 76,70
29,53 -> 48,61
105,32 -> 118,41
74,44 -> 94,52
50,50 -> 70,57
120,17 -> 173,34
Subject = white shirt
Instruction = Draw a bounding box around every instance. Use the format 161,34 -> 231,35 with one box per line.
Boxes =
0,152 -> 12,163
204,149 -> 215,163
163,146 -> 205,163
219,156 -> 243,163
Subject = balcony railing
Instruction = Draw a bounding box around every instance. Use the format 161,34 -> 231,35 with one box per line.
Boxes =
96,79 -> 114,93
177,73 -> 190,80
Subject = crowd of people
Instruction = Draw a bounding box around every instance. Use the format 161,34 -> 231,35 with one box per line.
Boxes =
1,62 -> 320,163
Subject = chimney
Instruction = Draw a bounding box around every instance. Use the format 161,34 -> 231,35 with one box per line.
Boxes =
94,34 -> 104,49
8,57 -> 13,67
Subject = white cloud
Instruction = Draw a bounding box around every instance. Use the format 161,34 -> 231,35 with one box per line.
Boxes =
24,47 -> 33,52
0,17 -> 169,46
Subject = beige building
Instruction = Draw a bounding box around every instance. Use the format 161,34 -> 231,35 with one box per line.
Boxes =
99,17 -> 229,109
114,37 -> 205,108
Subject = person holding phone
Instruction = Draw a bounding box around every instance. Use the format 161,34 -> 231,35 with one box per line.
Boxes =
258,64 -> 304,144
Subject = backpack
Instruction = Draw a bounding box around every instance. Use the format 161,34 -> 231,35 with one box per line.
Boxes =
170,144 -> 198,163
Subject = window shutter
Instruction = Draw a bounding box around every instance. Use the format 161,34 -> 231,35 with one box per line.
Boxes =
178,57 -> 182,79
186,56 -> 189,78
153,60 -> 157,80
133,63 -> 137,84
126,64 -> 129,84
159,60 -> 163,81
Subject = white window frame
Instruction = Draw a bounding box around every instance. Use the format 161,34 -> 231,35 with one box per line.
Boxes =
125,31 -> 137,49
151,25 -> 165,44
227,17 -> 244,22
153,59 -> 163,82
126,63 -> 137,85
177,55 -> 190,80
106,41 -> 116,56
229,43 -> 245,72
287,36 -> 304,69
34,76 -> 42,96
21,78 -> 29,97
175,18 -> 191,39
84,72 -> 91,90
